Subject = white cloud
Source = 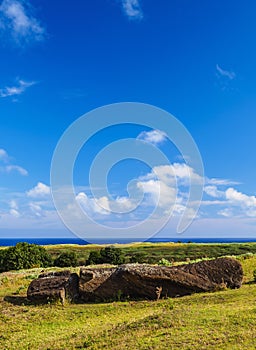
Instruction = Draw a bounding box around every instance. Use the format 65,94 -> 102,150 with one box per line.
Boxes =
218,208 -> 234,217
9,208 -> 20,217
5,164 -> 28,176
137,179 -> 177,210
0,148 -> 9,162
204,185 -> 225,198
9,199 -> 18,210
76,192 -> 110,216
137,129 -> 167,145
211,187 -> 256,218
140,163 -> 203,186
0,0 -> 45,45
0,150 -> 28,176
207,177 -> 240,186
225,187 -> 256,207
76,192 -> 137,216
29,202 -> 43,217
0,79 -> 36,98
216,64 -> 236,80
121,0 -> 143,20
27,182 -> 50,198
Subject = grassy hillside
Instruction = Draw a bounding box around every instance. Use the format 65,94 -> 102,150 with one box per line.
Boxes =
44,242 -> 256,265
0,247 -> 255,349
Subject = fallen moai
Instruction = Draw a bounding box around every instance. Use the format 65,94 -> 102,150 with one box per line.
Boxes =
27,257 -> 243,303
27,270 -> 79,303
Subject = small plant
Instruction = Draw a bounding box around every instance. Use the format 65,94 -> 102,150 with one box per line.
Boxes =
14,285 -> 26,295
158,258 -> 172,266
116,289 -> 123,301
253,269 -> 256,282
25,274 -> 38,280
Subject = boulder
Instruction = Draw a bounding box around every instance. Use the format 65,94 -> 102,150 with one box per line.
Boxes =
79,257 -> 243,302
27,270 -> 79,303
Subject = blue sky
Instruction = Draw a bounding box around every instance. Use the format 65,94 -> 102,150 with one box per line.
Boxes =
0,0 -> 256,241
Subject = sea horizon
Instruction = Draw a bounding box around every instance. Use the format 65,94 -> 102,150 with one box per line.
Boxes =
0,237 -> 255,246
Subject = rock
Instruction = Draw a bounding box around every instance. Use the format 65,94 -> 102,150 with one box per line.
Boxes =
79,257 -> 243,302
27,257 -> 243,303
178,257 -> 243,289
27,270 -> 79,303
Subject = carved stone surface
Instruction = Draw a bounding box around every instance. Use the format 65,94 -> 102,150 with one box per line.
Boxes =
27,270 -> 79,303
27,257 -> 243,303
79,257 -> 243,302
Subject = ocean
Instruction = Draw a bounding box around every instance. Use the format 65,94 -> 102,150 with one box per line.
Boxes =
0,237 -> 255,246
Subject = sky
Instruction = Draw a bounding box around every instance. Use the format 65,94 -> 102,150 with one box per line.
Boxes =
1,0 -> 256,242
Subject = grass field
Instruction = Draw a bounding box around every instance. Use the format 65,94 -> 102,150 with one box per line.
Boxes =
44,241 -> 256,265
0,244 -> 256,349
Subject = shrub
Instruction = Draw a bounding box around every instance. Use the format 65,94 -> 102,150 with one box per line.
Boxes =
158,258 -> 172,266
0,242 -> 52,272
54,251 -> 79,267
86,246 -> 125,265
86,250 -> 101,265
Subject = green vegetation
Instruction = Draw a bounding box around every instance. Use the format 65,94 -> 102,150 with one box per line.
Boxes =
0,242 -> 52,272
0,252 -> 255,349
2,241 -> 256,272
86,246 -> 125,265
45,241 -> 256,266
54,251 -> 79,267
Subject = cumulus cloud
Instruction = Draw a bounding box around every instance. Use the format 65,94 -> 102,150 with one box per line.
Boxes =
225,188 -> 256,207
206,186 -> 256,218
137,179 -> 177,210
140,163 -> 203,186
76,192 -> 110,216
76,191 -> 138,217
121,0 -> 143,20
0,0 -> 45,45
137,129 -> 167,145
0,79 -> 36,98
27,182 -> 50,198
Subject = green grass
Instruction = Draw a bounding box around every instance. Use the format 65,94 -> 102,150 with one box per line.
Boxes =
0,248 -> 256,349
2,241 -> 256,265
43,241 -> 256,265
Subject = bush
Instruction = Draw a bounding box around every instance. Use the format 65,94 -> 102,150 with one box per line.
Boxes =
158,258 -> 172,266
86,250 -> 101,265
86,246 -> 125,266
0,242 -> 52,272
54,251 -> 79,267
